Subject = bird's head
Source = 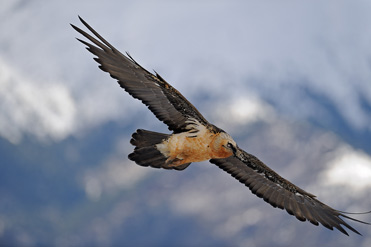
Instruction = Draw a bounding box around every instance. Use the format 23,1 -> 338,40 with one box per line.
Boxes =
212,132 -> 239,158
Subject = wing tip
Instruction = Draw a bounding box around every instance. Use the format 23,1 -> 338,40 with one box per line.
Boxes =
337,211 -> 371,236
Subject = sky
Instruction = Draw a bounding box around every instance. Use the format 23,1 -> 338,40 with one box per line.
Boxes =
1,0 -> 371,246
2,1 -> 371,143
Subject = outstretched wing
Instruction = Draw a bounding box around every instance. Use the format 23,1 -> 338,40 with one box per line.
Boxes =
210,150 -> 369,236
71,16 -> 208,132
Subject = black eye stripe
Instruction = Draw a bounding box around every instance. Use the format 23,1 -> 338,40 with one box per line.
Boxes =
227,142 -> 237,153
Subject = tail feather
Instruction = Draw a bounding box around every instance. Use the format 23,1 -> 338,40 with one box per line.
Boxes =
130,129 -> 169,148
129,129 -> 191,171
129,147 -> 167,169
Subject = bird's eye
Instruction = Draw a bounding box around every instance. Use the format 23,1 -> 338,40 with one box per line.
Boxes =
226,142 -> 237,153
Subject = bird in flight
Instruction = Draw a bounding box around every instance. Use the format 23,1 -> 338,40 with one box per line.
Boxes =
71,16 -> 369,236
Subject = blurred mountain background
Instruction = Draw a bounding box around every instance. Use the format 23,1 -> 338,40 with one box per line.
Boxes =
1,1 -> 371,246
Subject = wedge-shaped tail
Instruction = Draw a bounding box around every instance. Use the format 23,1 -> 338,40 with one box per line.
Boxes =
129,129 -> 191,170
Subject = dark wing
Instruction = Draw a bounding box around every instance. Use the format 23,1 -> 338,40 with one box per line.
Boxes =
71,16 -> 208,132
210,150 -> 370,236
